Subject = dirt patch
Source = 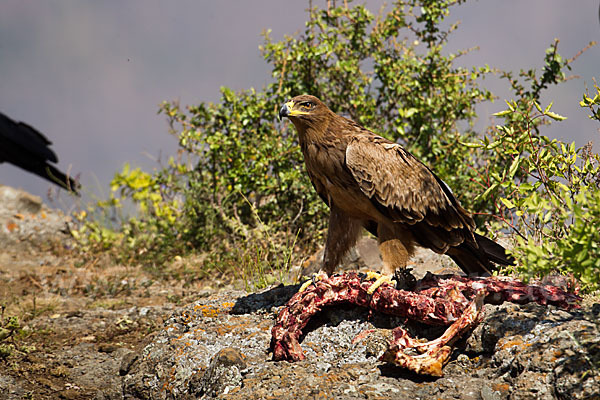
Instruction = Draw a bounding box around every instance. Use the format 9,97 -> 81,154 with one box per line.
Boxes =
0,186 -> 220,399
0,242 -> 193,399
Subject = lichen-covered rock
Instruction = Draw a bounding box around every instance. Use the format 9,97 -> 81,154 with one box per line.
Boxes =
488,305 -> 599,400
122,286 -> 599,399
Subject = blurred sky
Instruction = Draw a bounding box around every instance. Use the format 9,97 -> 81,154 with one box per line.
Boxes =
1,0 -> 599,208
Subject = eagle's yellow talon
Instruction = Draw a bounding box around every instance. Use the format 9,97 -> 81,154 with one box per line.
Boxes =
364,271 -> 383,281
365,271 -> 396,294
298,272 -> 327,292
298,279 -> 315,293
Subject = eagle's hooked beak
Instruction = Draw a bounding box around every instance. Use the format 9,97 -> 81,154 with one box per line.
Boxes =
279,101 -> 292,120
279,100 -> 309,120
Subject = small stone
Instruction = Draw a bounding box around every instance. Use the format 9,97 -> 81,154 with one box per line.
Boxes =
361,329 -> 392,359
190,347 -> 246,398
481,383 -> 503,400
314,361 -> 331,372
456,354 -> 469,364
119,351 -> 138,376
97,343 -> 119,353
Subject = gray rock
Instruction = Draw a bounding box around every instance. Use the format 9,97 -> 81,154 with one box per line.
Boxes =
0,185 -> 72,250
0,185 -> 43,214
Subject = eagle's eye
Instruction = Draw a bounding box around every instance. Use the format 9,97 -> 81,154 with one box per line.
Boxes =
301,101 -> 315,110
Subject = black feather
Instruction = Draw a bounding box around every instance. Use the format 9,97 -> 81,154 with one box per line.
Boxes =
474,233 -> 514,266
447,233 -> 513,276
0,112 -> 79,194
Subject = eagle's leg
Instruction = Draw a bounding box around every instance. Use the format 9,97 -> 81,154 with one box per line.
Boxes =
322,204 -> 364,274
298,208 -> 363,292
300,204 -> 363,292
367,224 -> 415,294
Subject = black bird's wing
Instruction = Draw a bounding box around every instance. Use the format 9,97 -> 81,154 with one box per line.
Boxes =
0,112 -> 79,193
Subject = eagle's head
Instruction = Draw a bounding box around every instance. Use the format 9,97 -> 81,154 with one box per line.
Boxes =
279,95 -> 330,126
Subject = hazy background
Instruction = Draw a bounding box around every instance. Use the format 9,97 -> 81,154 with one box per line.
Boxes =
1,1 -> 598,209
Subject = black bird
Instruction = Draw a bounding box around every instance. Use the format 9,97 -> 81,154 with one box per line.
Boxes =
0,112 -> 79,193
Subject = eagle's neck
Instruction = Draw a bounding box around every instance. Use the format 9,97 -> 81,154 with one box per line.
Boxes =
290,114 -> 334,147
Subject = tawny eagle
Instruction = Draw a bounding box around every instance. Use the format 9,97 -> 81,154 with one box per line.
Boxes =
279,95 -> 511,290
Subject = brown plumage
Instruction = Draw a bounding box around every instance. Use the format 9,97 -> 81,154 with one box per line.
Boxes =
279,94 -> 512,278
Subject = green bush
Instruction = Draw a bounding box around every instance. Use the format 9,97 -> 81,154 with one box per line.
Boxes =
470,83 -> 600,291
73,0 -> 598,291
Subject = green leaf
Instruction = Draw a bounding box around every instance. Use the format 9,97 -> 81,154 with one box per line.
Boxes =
475,182 -> 499,201
486,140 -> 503,150
493,109 -> 512,117
507,155 -> 521,179
546,111 -> 567,121
543,212 -> 552,223
500,198 -> 515,209
404,108 -> 418,118
556,182 -> 570,192
460,141 -> 483,148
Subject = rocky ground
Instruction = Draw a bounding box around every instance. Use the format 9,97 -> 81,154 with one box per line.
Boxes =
0,185 -> 599,399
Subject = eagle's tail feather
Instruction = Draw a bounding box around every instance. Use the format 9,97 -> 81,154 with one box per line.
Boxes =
474,233 -> 514,266
446,233 -> 513,276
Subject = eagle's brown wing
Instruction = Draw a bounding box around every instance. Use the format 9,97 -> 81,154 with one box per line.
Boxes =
346,134 -> 476,254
